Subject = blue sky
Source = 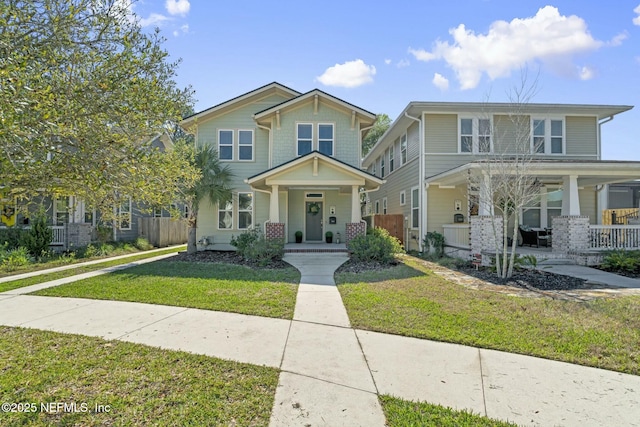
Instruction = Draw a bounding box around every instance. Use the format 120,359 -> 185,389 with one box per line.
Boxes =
130,0 -> 640,160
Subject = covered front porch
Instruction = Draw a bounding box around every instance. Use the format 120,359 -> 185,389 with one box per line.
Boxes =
245,151 -> 384,244
427,160 -> 640,265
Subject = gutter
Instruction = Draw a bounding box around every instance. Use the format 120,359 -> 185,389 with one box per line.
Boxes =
405,112 -> 424,251
597,115 -> 614,160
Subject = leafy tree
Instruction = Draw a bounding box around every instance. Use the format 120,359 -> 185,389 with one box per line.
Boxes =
0,0 -> 195,218
174,142 -> 234,254
362,114 -> 391,156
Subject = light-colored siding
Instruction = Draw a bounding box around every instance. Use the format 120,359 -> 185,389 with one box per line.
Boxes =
271,102 -> 360,168
493,114 -> 530,153
406,121 -> 420,160
426,186 -> 468,233
580,188 -> 597,224
424,114 -> 457,153
566,116 -> 597,157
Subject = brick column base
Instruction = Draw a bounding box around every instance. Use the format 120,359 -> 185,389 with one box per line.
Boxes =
551,216 -> 589,253
345,222 -> 366,243
470,215 -> 503,266
67,223 -> 92,250
265,222 -> 285,240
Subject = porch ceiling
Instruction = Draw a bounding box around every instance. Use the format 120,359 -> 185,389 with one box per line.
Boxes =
426,160 -> 640,188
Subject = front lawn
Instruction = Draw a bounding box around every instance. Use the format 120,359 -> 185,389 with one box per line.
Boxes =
0,326 -> 278,426
33,261 -> 300,319
336,256 -> 640,375
380,395 -> 517,427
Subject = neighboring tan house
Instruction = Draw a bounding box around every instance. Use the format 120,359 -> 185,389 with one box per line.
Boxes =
362,102 -> 640,264
180,82 -> 383,249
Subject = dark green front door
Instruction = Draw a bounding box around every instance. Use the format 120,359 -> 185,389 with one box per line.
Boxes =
305,202 -> 323,241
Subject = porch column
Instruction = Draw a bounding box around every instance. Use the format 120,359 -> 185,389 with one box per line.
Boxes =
478,173 -> 494,216
269,184 -> 279,222
351,185 -> 361,222
561,175 -> 580,216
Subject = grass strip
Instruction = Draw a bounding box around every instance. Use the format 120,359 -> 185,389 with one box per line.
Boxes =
380,395 -> 517,427
0,246 -> 185,293
337,256 -> 640,375
33,261 -> 300,319
0,326 -> 278,426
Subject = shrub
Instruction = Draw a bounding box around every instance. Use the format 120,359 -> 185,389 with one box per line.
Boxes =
0,227 -> 28,250
20,215 -> 53,258
81,244 -> 100,258
601,250 -> 640,273
422,231 -> 445,259
1,247 -> 33,271
230,228 -> 284,266
347,227 -> 403,264
134,237 -> 153,251
95,225 -> 112,243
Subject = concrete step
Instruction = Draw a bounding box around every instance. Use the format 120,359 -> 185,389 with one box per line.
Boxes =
284,248 -> 348,254
537,258 -> 577,266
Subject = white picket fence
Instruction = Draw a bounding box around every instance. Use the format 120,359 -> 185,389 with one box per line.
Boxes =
589,225 -> 640,250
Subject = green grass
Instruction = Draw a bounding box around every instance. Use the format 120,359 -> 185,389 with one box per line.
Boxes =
337,256 -> 640,375
0,246 -> 185,293
33,261 -> 300,319
380,395 -> 517,427
0,326 -> 278,426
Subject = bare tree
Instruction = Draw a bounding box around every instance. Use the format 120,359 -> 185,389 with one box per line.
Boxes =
472,71 -> 542,278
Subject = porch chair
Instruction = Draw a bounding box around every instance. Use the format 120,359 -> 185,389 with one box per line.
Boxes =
518,226 -> 549,248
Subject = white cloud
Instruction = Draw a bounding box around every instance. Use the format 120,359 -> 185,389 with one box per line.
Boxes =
578,66 -> 595,80
432,73 -> 449,91
608,32 -> 627,46
384,59 -> 392,65
173,24 -> 189,37
410,6 -> 603,89
166,0 -> 190,17
634,4 -> 640,25
139,13 -> 170,27
316,59 -> 376,88
396,59 -> 410,68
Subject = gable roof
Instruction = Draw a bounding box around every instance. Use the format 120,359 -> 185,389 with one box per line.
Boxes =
253,88 -> 377,127
180,82 -> 300,127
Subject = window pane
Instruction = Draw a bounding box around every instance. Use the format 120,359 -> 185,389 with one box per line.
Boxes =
547,189 -> 562,208
298,124 -> 312,139
298,140 -> 312,155
412,209 -> 419,229
412,189 -> 419,208
239,130 -> 252,144
479,119 -> 491,135
219,130 -> 233,144
319,140 -> 333,156
238,212 -> 252,229
533,119 -> 545,136
522,209 -> 541,228
479,136 -> 490,153
548,209 -> 561,226
239,146 -> 252,160
218,211 -> 232,229
534,136 -> 545,153
220,201 -> 232,211
219,146 -> 233,160
461,136 -> 472,152
461,118 -> 472,135
550,120 -> 562,136
318,124 -> 333,139
239,193 -> 253,210
551,137 -> 562,154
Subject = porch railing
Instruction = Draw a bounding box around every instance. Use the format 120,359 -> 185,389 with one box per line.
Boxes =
442,224 -> 470,249
50,226 -> 66,246
589,225 -> 640,250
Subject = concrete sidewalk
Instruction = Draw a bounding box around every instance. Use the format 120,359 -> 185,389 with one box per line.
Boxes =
0,253 -> 639,426
538,264 -> 640,288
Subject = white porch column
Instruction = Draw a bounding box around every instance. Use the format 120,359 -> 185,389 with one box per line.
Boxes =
479,173 -> 494,216
351,185 -> 361,223
269,184 -> 280,222
561,175 -> 580,215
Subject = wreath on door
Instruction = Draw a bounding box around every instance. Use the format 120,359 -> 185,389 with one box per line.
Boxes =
307,202 -> 320,215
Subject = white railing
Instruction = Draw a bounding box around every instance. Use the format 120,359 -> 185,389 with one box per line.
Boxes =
50,226 -> 65,246
442,224 -> 470,248
589,225 -> 640,250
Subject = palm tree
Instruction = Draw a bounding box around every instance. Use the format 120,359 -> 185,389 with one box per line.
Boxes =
185,144 -> 233,254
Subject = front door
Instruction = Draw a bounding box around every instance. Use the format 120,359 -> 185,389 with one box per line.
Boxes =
305,202 -> 323,241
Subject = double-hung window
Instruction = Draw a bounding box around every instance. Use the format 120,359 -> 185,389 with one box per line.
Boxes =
371,161 -> 377,177
54,198 -> 69,226
400,134 -> 407,165
218,130 -> 234,160
380,156 -> 385,177
218,200 -> 233,229
411,187 -> 419,229
118,197 -> 132,230
238,130 -> 254,161
318,124 -> 334,156
460,118 -> 491,153
297,124 -> 313,156
388,147 -> 394,173
382,197 -> 388,214
238,192 -> 253,229
532,118 -> 564,154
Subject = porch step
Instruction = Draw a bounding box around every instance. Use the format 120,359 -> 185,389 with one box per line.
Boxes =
284,248 -> 349,254
537,258 -> 577,266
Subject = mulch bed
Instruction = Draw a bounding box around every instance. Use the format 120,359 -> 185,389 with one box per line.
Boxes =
171,251 -> 291,269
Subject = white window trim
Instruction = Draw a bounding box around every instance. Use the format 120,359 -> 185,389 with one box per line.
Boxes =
400,190 -> 406,206
400,133 -> 407,165
380,155 -> 385,178
318,123 -> 334,157
217,200 -> 233,230
53,197 -> 70,226
530,117 -> 565,155
411,186 -> 419,229
218,129 -> 234,161
237,129 -> 255,162
237,191 -> 254,230
382,197 -> 388,214
388,146 -> 395,173
296,123 -> 314,156
459,116 -> 493,154
118,196 -> 132,230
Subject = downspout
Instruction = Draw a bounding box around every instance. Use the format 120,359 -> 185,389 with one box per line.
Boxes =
405,112 -> 424,251
596,116 -> 614,222
245,182 -> 272,234
256,122 -> 272,168
597,115 -> 614,160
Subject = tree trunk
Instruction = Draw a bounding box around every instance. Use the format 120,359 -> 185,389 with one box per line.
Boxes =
186,216 -> 197,254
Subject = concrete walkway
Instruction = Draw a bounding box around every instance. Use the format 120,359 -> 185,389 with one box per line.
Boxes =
538,264 -> 640,288
0,254 -> 639,426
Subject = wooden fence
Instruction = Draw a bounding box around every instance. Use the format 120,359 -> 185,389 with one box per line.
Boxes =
138,217 -> 187,247
364,214 -> 404,246
602,208 -> 639,225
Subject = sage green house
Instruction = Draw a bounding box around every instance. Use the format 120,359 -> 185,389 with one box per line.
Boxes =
362,102 -> 640,263
181,82 -> 383,249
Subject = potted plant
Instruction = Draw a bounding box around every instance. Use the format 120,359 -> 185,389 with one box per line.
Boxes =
295,230 -> 303,243
325,231 -> 333,244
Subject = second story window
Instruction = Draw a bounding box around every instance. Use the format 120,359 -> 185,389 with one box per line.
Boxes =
460,118 -> 491,154
218,130 -> 233,160
388,147 -> 394,173
297,123 -> 313,156
318,124 -> 334,156
400,134 -> 407,165
532,118 -> 564,154
380,156 -> 385,177
238,130 -> 254,161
